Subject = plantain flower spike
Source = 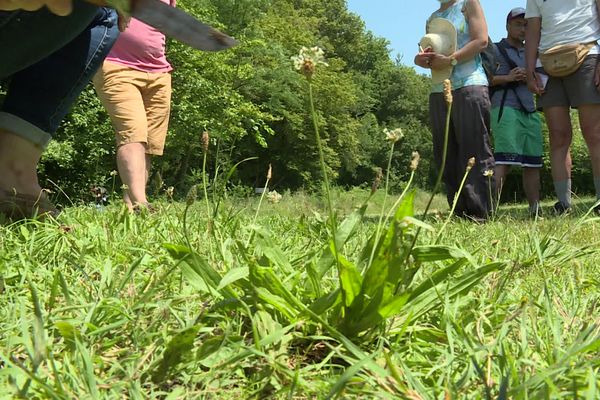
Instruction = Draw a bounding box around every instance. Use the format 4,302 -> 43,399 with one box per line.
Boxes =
467,157 -> 476,171
443,79 -> 453,105
410,151 -> 421,171
267,163 -> 272,180
201,130 -> 209,153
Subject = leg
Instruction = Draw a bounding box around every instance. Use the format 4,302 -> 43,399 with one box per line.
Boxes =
93,63 -> 149,209
452,86 -> 495,219
544,106 -> 573,206
522,167 -> 541,209
578,104 -> 600,178
0,7 -> 118,218
429,92 -> 460,211
117,143 -> 149,208
494,164 -> 510,201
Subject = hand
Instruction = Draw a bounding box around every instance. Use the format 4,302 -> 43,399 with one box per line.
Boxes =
527,71 -> 544,95
509,67 -> 527,83
429,53 -> 453,70
415,50 -> 434,69
0,0 -> 72,15
117,10 -> 131,31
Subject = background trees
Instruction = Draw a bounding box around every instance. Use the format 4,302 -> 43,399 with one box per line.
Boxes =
1,0 -> 594,201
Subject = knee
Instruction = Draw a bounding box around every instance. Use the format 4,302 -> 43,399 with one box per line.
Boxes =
548,128 -> 572,149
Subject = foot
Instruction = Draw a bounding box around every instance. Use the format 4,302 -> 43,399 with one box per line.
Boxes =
553,201 -> 571,216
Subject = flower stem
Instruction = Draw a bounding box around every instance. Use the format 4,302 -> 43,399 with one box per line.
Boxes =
308,81 -> 339,262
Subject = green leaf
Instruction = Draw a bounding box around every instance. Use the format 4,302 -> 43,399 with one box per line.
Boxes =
338,254 -> 362,308
411,245 -> 471,263
152,325 -> 200,384
217,267 -> 249,290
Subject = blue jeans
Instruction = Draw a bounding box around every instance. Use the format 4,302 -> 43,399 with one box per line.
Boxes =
0,4 -> 119,148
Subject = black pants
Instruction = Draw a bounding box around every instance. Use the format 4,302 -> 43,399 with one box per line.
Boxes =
429,85 -> 496,219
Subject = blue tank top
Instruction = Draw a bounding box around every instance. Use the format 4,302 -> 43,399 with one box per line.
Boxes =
428,0 -> 488,93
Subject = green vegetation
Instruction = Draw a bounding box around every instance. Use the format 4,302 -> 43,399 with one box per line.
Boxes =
1,192 -> 599,399
1,1 -> 600,398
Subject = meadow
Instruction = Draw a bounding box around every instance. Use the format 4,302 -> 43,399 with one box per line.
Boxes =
0,188 -> 599,399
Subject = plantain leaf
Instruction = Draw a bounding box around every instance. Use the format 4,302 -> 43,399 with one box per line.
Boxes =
152,325 -> 200,384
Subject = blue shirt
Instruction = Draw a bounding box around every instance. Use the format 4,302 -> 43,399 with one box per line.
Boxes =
428,0 -> 488,93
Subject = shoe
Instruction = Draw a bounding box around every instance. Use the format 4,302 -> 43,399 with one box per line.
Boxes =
529,203 -> 543,219
553,201 -> 571,216
0,188 -> 59,220
593,203 -> 600,216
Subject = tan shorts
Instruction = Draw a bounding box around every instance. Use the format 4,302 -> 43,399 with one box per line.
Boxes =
540,55 -> 600,109
93,61 -> 172,155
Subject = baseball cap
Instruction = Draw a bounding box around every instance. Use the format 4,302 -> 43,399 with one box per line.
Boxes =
507,7 -> 526,23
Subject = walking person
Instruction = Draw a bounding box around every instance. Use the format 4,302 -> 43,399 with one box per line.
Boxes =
0,0 -> 119,219
415,0 -> 495,221
525,0 -> 600,214
93,0 -> 175,211
491,7 -> 543,217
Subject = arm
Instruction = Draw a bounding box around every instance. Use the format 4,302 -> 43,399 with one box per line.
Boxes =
491,69 -> 526,86
430,0 -> 488,70
525,17 -> 544,94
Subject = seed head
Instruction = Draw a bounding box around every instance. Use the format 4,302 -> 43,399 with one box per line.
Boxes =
371,167 -> 383,194
267,163 -> 272,180
467,157 -> 476,171
443,79 -> 453,104
201,131 -> 209,153
186,185 -> 198,206
483,169 -> 494,177
292,46 -> 328,79
410,151 -> 421,171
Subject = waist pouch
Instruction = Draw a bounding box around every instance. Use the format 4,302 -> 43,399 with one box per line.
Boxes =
540,42 -> 596,77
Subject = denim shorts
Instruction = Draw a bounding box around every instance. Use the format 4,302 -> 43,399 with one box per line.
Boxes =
0,4 -> 119,148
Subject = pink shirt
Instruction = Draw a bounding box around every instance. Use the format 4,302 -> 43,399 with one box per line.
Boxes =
105,0 -> 175,73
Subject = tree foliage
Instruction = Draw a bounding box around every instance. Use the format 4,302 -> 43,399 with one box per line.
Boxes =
4,0 -> 594,200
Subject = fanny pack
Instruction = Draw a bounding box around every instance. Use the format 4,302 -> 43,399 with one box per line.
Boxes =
539,42 -> 596,77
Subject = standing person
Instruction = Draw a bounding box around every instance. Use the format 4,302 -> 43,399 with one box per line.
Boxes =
93,0 -> 175,212
415,0 -> 495,221
491,7 -> 543,217
0,0 -> 119,219
525,0 -> 600,214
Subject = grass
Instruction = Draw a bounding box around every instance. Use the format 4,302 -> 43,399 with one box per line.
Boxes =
0,190 -> 599,399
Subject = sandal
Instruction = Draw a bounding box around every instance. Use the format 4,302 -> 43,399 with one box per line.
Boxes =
0,188 -> 60,220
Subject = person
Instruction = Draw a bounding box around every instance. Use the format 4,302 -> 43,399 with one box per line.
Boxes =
491,7 -> 543,217
525,0 -> 600,215
93,0 -> 175,212
415,0 -> 495,221
0,0 -> 120,219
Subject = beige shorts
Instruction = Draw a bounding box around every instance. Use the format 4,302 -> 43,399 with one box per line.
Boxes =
93,61 -> 172,155
540,55 -> 600,109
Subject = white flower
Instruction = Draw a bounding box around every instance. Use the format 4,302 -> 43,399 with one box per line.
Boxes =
483,169 -> 494,177
291,46 -> 328,78
384,127 -> 404,143
266,190 -> 282,204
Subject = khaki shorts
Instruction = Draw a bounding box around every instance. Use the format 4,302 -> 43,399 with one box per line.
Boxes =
540,55 -> 600,109
93,61 -> 172,155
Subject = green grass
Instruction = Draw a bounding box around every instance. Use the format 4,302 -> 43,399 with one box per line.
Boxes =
0,190 -> 599,399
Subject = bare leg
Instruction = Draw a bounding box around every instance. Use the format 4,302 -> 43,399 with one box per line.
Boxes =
494,164 -> 510,201
544,106 -> 573,206
0,129 -> 43,195
117,142 -> 148,209
522,167 -> 541,208
578,104 -> 600,178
